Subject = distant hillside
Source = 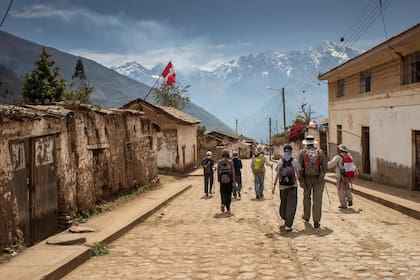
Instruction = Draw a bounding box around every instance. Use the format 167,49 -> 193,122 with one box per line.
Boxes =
0,30 -> 233,133
0,64 -> 20,104
113,41 -> 361,139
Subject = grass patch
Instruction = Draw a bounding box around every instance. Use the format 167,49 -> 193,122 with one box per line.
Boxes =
91,242 -> 109,256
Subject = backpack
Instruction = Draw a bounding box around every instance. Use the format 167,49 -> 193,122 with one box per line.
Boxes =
203,160 -> 213,175
303,149 -> 321,176
340,154 -> 355,180
219,161 -> 232,184
279,158 -> 296,186
254,155 -> 264,173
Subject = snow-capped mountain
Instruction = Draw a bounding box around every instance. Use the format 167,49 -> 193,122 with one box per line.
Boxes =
112,41 -> 361,139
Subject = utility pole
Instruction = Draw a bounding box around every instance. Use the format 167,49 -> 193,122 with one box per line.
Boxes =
235,118 -> 238,135
268,117 -> 272,160
282,87 -> 286,135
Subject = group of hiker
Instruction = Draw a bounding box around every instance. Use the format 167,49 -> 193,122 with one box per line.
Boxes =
201,134 -> 355,231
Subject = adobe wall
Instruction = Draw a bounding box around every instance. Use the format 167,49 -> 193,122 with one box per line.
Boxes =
0,104 -> 157,249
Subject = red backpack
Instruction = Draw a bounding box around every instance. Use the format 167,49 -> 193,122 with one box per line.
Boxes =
303,149 -> 321,176
340,154 -> 355,180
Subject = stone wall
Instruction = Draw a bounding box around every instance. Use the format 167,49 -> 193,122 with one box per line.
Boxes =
0,104 -> 158,249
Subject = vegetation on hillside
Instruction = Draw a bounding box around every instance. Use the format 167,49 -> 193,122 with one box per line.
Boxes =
21,47 -> 66,105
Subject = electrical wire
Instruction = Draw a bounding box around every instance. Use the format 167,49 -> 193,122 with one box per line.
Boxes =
0,0 -> 13,28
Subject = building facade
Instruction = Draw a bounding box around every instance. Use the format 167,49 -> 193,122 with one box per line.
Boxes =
123,99 -> 200,172
319,24 -> 420,190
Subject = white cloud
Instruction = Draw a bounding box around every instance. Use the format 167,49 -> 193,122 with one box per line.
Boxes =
13,3 -> 248,72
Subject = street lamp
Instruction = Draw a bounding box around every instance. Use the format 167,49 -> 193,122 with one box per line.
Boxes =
266,86 -> 286,135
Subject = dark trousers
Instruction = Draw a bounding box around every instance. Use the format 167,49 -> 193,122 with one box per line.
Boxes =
204,173 -> 214,194
279,187 -> 297,227
233,175 -> 242,194
220,183 -> 233,210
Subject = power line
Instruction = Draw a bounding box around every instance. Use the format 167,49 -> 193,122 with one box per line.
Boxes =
0,0 -> 13,28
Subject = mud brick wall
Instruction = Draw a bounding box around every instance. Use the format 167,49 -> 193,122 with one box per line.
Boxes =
0,104 -> 158,249
58,105 -> 158,213
0,106 -> 64,248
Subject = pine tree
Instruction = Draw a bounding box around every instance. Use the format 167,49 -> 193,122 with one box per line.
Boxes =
152,83 -> 190,110
21,47 -> 66,105
64,57 -> 92,103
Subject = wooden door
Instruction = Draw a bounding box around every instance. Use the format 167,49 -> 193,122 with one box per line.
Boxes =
9,139 -> 31,245
32,135 -> 58,243
361,126 -> 371,174
415,131 -> 420,191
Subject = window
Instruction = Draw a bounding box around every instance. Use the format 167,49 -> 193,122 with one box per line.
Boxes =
337,79 -> 345,97
360,69 -> 371,93
403,51 -> 420,84
337,125 -> 342,145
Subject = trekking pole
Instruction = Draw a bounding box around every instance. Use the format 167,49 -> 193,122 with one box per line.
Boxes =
324,182 -> 332,205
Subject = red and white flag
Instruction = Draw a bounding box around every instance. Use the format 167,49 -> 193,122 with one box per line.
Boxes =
161,61 -> 176,85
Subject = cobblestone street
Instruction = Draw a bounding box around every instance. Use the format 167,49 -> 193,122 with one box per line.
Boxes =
64,159 -> 420,280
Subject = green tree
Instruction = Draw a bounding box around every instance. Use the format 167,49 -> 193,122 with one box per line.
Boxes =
197,125 -> 206,136
152,83 -> 190,110
21,47 -> 66,105
63,57 -> 93,103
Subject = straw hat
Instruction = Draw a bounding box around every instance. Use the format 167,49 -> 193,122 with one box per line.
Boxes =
302,135 -> 318,145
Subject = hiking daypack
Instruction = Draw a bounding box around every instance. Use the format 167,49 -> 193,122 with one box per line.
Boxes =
203,160 -> 213,175
303,149 -> 321,176
279,158 -> 296,186
340,154 -> 355,180
219,161 -> 232,184
254,155 -> 264,173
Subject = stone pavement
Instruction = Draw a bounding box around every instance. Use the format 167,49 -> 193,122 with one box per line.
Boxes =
62,159 -> 420,280
1,159 -> 420,279
0,178 -> 194,280
324,173 -> 420,220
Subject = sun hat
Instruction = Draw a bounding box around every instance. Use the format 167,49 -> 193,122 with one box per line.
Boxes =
302,135 -> 318,145
338,144 -> 348,153
206,151 -> 212,156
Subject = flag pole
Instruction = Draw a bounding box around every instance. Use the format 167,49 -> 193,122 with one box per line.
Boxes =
143,76 -> 161,101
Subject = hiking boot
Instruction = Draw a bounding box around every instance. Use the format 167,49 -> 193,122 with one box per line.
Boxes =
348,200 -> 353,207
221,205 -> 225,212
226,210 -> 231,215
314,222 -> 320,228
302,216 -> 309,222
285,226 -> 293,232
238,192 -> 241,198
338,205 -> 347,209
256,194 -> 260,199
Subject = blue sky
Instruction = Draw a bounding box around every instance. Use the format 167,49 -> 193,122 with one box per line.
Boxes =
1,0 -> 419,72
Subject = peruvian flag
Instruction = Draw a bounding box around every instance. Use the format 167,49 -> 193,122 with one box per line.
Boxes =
161,61 -> 176,85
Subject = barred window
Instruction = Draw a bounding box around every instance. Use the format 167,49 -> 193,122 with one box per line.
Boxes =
337,79 -> 345,97
360,69 -> 371,93
403,51 -> 420,84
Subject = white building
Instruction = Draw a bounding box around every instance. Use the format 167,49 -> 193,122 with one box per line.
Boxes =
318,24 -> 420,190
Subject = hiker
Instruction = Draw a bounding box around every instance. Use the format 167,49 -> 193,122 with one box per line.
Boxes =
232,150 -> 243,199
273,144 -> 300,231
251,146 -> 273,199
217,149 -> 236,215
328,144 -> 355,209
202,150 -> 215,197
298,135 -> 328,228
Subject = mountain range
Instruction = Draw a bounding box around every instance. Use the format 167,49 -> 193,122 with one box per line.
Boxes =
112,41 -> 361,140
0,30 -> 233,133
